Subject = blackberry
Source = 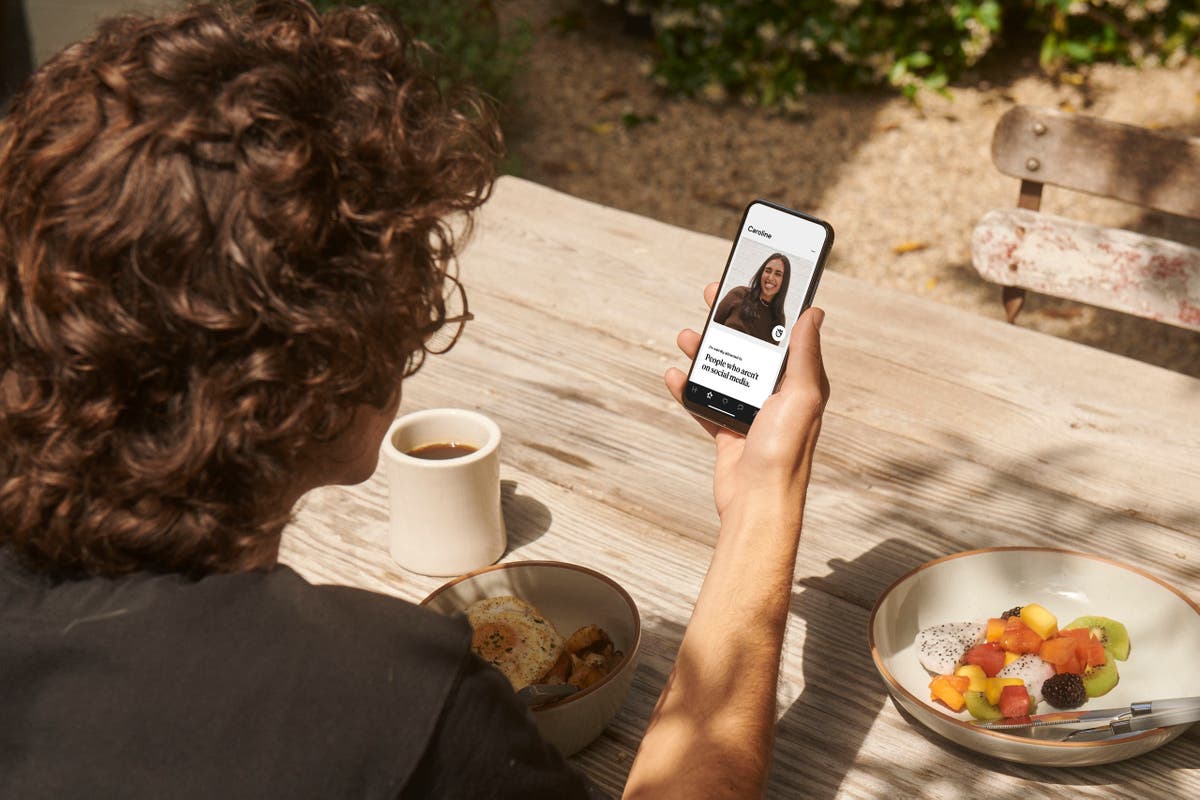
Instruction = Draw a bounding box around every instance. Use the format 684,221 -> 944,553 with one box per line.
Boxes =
1041,673 -> 1087,709
1000,606 -> 1022,620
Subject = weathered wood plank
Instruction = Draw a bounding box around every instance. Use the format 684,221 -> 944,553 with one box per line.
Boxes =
992,105 -> 1200,218
972,208 -> 1200,332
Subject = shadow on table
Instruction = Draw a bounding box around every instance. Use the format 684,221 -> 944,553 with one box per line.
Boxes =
770,538 -> 931,798
501,479 -> 553,551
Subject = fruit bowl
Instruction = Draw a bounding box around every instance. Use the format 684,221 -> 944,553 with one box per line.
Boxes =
869,547 -> 1200,766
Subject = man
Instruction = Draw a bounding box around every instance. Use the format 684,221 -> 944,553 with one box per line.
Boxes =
0,2 -> 828,797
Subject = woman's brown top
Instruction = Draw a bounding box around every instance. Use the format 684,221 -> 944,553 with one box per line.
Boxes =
713,286 -> 784,344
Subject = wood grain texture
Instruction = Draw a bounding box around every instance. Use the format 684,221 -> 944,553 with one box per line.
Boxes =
973,208 -> 1200,332
280,177 -> 1200,798
992,105 -> 1200,218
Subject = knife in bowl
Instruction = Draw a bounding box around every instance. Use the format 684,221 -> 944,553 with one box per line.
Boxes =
970,697 -> 1200,731
1062,704 -> 1200,742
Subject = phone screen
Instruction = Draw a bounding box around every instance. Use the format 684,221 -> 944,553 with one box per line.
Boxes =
683,200 -> 833,433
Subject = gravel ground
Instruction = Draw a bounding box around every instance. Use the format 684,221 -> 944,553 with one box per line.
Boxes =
498,0 -> 1200,378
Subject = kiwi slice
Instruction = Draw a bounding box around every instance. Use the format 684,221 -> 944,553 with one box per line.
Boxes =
1081,659 -> 1120,698
1063,615 -> 1131,661
964,691 -> 1003,721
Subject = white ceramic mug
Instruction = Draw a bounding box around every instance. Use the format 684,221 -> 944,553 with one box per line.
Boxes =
381,408 -> 506,576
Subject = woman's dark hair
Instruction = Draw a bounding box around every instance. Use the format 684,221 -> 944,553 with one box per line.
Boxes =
738,253 -> 791,328
0,0 -> 501,577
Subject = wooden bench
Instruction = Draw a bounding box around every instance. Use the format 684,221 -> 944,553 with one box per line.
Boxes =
971,105 -> 1200,332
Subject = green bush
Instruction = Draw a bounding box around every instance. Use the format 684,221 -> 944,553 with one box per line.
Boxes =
604,0 -> 1199,104
312,1 -> 530,109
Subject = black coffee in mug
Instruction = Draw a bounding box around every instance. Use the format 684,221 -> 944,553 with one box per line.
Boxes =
406,441 -> 478,460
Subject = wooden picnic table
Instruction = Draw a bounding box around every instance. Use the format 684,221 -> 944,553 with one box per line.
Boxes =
279,176 -> 1199,798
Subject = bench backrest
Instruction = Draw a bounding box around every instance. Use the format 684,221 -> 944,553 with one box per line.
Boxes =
992,105 -> 1200,218
973,106 -> 1200,331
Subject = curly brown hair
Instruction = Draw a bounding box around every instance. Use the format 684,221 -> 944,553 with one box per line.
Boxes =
0,0 -> 501,577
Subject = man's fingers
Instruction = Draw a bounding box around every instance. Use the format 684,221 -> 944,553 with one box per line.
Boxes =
777,307 -> 829,405
664,367 -> 723,438
664,286 -> 723,441
677,328 -> 701,360
665,366 -> 686,404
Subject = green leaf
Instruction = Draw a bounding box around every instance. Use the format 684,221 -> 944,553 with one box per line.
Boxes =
1062,41 -> 1095,63
977,2 -> 1001,31
924,72 -> 949,90
1040,33 -> 1060,69
907,51 -> 933,69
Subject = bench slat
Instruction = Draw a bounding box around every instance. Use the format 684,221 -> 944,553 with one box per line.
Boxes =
992,106 -> 1200,218
971,208 -> 1200,332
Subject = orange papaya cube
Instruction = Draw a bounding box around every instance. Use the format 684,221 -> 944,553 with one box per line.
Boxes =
1054,653 -> 1084,675
946,674 -> 970,693
985,618 -> 1006,642
1040,636 -> 1077,666
930,676 -> 967,711
1019,603 -> 1058,640
1086,639 -> 1107,668
1060,628 -> 1093,663
1000,616 -> 1044,654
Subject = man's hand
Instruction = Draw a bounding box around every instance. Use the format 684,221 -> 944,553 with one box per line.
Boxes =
663,284 -> 829,519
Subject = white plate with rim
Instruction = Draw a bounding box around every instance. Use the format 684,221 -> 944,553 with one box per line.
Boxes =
868,547 -> 1200,766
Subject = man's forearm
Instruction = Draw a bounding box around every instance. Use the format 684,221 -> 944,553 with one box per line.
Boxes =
624,501 -> 804,799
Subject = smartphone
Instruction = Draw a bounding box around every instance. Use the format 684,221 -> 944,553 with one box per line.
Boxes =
683,200 -> 833,435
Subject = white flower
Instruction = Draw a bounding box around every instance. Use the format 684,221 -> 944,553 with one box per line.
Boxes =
654,10 -> 698,29
757,22 -> 779,44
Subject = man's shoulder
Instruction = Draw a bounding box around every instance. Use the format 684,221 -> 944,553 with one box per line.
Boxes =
173,565 -> 471,666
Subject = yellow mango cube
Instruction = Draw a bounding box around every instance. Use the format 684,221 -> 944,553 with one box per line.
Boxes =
1004,650 -> 1021,667
954,664 -> 988,692
1020,603 -> 1058,640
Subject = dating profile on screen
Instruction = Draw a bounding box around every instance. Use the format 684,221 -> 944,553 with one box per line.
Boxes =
711,245 -> 809,346
687,201 -> 827,426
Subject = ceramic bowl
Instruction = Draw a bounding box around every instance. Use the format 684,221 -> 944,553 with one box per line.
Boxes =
421,560 -> 641,757
869,547 -> 1200,766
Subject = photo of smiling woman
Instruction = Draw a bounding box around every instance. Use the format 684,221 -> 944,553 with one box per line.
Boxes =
713,253 -> 792,345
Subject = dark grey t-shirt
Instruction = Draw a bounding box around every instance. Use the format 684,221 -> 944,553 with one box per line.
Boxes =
0,551 -> 595,799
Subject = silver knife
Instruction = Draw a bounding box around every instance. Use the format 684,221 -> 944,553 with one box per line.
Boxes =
1063,703 -> 1200,742
971,697 -> 1200,731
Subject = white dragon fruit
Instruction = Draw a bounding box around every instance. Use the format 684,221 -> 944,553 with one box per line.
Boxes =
915,621 -> 986,674
997,653 -> 1056,701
